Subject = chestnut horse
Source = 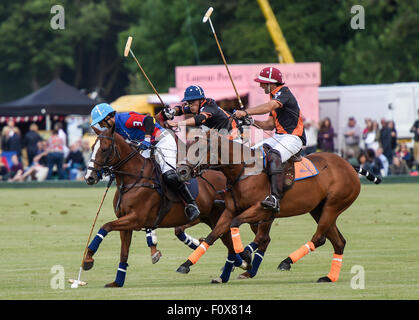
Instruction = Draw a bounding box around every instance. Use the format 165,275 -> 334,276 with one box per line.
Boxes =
176,134 -> 381,283
82,126 -> 247,287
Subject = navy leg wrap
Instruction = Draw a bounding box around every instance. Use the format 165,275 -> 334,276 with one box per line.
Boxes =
245,242 -> 258,254
234,254 -> 243,267
88,228 -> 108,253
220,254 -> 236,283
176,231 -> 199,250
115,262 -> 128,287
249,250 -> 265,277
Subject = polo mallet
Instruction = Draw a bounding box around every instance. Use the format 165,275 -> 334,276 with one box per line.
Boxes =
124,36 -> 170,114
203,7 -> 244,110
69,176 -> 114,288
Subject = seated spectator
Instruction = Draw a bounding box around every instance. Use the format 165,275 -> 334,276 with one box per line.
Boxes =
345,148 -> 359,167
7,154 -> 23,181
364,148 -> 383,176
376,147 -> 389,176
64,142 -> 86,180
396,143 -> 413,168
389,156 -> 410,175
10,141 -> 49,182
0,160 -> 9,181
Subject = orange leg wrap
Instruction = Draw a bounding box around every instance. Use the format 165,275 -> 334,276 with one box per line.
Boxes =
187,241 -> 209,265
289,241 -> 315,263
230,227 -> 244,253
327,254 -> 343,282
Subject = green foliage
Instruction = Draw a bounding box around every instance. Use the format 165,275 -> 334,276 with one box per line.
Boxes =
0,0 -> 418,102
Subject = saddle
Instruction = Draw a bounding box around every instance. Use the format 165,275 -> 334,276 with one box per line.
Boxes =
151,157 -> 199,229
262,144 -> 314,194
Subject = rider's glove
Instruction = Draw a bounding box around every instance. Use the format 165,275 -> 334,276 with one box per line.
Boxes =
163,107 -> 176,120
138,138 -> 151,151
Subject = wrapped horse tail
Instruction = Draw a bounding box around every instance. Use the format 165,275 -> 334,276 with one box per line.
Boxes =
353,166 -> 382,184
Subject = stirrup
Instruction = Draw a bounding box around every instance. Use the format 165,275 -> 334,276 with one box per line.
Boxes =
185,203 -> 200,221
261,195 -> 280,212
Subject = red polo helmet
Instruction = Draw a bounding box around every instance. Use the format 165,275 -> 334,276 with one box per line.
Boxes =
254,67 -> 283,84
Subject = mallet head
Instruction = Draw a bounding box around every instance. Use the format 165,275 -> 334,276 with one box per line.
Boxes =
124,36 -> 133,57
202,7 -> 213,23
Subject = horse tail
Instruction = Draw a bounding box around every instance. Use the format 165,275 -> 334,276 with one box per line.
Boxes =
353,166 -> 382,184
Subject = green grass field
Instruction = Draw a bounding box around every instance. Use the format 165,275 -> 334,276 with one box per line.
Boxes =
1,183 -> 419,300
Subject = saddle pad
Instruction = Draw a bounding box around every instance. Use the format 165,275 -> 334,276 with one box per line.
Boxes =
184,178 -> 199,200
155,177 -> 199,200
294,157 -> 319,181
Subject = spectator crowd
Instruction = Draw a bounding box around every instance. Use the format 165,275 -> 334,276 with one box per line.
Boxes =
0,120 -> 92,182
2,109 -> 419,182
302,110 -> 419,177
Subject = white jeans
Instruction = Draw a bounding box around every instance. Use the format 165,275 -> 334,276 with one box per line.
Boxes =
252,133 -> 303,163
141,132 -> 177,173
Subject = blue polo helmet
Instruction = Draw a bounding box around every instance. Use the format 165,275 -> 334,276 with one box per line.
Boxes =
91,103 -> 115,126
182,85 -> 205,101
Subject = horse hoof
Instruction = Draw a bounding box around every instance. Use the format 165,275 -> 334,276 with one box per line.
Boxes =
211,277 -> 223,284
317,276 -> 332,283
151,250 -> 162,264
237,272 -> 252,280
82,259 -> 94,271
239,251 -> 252,271
278,257 -> 292,271
176,264 -> 190,274
104,281 -> 121,288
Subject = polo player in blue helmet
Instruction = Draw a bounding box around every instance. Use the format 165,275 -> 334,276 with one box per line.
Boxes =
164,85 -> 240,140
90,103 -> 200,222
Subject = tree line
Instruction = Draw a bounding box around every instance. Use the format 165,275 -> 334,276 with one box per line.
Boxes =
0,0 -> 417,103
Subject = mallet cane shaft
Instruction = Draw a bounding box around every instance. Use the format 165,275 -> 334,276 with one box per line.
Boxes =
124,36 -> 168,110
75,175 -> 114,284
203,8 -> 244,110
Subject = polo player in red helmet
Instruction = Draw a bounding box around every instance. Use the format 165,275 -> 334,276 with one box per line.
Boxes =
234,67 -> 306,213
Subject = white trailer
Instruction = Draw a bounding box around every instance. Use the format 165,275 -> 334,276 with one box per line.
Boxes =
319,83 -> 419,153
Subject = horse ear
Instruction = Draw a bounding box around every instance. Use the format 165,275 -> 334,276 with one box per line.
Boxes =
92,126 -> 102,135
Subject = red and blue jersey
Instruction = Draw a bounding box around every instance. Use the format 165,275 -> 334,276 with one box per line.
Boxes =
114,112 -> 164,143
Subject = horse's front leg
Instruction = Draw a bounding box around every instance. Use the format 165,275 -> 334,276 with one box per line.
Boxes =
82,212 -> 141,271
176,209 -> 234,274
104,229 -> 133,287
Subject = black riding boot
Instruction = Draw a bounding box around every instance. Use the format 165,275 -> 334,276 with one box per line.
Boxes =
163,170 -> 200,221
261,149 -> 284,213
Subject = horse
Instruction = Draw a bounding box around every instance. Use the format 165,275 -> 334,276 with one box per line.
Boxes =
176,132 -> 381,283
82,125 -> 247,287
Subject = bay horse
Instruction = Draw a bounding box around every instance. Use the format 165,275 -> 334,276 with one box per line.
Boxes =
176,133 -> 381,283
82,125 -> 246,287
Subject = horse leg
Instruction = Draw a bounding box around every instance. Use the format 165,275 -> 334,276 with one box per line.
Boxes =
145,228 -> 162,264
238,220 -> 272,280
83,212 -> 140,271
229,205 -> 269,261
211,232 -> 242,284
278,204 -> 344,281
317,223 -> 346,283
105,230 -> 133,287
176,209 -> 235,274
174,219 -> 201,250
